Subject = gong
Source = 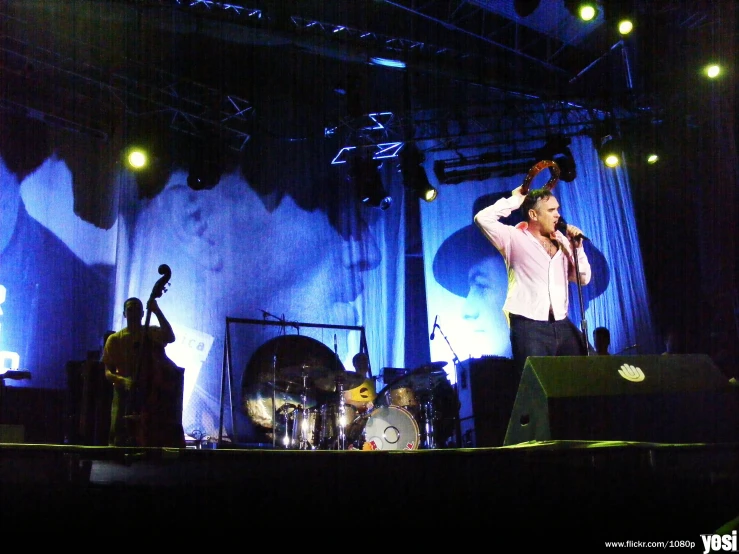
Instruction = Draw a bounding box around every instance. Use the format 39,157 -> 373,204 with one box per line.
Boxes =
241,335 -> 347,433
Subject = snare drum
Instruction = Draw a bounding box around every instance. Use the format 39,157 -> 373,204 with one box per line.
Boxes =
361,405 -> 420,451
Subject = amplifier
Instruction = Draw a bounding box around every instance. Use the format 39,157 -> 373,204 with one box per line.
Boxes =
458,356 -> 519,447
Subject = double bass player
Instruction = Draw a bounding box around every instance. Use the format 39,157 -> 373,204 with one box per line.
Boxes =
102,293 -> 185,447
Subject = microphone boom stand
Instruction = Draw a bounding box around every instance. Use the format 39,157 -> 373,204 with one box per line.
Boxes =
569,239 -> 590,356
432,322 -> 463,448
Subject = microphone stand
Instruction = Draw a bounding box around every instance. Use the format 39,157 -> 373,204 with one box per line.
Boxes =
432,321 -> 462,448
568,238 -> 590,356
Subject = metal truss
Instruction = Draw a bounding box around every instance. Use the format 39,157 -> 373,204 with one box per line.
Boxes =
0,14 -> 254,149
2,1 -> 712,156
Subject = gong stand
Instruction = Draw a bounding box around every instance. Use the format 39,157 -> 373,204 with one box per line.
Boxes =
261,311 -> 290,448
220,316 -> 367,448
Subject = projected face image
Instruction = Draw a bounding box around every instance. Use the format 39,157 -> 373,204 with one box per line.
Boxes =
432,194 -> 511,360
462,256 -> 511,357
135,170 -> 381,327
0,153 -> 111,390
127,167 -> 382,439
0,159 -> 22,254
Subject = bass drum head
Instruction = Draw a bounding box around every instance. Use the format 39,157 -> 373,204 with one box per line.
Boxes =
362,406 -> 419,451
375,371 -> 458,448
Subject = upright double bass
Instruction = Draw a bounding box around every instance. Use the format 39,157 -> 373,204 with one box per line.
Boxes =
126,264 -> 186,447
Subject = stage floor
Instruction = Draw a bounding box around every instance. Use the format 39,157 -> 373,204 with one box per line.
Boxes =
1,440 -> 738,544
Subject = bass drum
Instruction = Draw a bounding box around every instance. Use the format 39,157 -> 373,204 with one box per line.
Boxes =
375,370 -> 459,448
354,405 -> 420,451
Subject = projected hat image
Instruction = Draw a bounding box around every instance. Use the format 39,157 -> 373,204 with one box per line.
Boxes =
432,192 -> 514,298
432,190 -> 610,306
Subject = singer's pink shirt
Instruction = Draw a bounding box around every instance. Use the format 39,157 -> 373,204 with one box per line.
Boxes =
474,192 -> 591,323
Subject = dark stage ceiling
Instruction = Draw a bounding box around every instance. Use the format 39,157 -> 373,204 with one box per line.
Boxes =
0,1 -> 732,149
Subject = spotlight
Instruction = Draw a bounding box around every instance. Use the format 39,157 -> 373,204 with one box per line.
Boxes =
187,158 -> 221,190
400,143 -> 438,203
617,19 -> 634,35
514,0 -> 541,18
538,136 -> 577,182
126,147 -> 148,170
122,142 -> 170,199
350,154 -> 392,210
185,138 -> 223,191
598,135 -> 623,168
563,1 -> 599,22
602,1 -> 635,36
704,64 -> 721,79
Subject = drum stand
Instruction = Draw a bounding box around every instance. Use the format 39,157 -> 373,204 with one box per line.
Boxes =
277,403 -> 294,448
419,376 -> 436,449
296,373 -> 313,450
334,377 -> 348,450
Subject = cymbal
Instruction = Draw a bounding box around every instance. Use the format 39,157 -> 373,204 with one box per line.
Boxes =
413,361 -> 448,374
262,381 -> 318,407
315,371 -> 367,392
278,364 -> 333,381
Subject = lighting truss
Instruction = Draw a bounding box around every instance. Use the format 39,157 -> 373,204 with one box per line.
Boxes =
331,143 -> 403,165
0,34 -> 253,150
434,151 -> 541,185
173,1 -> 263,19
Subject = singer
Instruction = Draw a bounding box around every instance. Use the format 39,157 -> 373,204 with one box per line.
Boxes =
474,184 -> 591,377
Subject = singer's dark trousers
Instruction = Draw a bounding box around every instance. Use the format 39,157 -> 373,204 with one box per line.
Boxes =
509,313 -> 587,377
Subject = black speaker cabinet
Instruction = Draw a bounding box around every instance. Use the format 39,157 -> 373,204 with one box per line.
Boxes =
458,356 -> 519,447
504,355 -> 739,445
0,385 -> 67,444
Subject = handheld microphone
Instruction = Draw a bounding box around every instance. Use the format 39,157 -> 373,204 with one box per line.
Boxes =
556,217 -> 589,241
430,315 -> 438,340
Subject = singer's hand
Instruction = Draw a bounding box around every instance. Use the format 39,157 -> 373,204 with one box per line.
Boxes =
565,224 -> 585,247
512,185 -> 526,198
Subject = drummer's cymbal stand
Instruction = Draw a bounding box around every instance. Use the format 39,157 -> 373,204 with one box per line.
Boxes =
296,372 -> 313,450
335,377 -> 348,450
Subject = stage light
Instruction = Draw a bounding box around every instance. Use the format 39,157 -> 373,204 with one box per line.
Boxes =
400,143 -> 438,203
350,154 -> 392,210
538,136 -> 577,182
646,153 -> 659,165
598,136 -> 623,168
126,148 -> 147,169
514,0 -> 541,18
704,64 -> 721,79
369,57 -> 406,69
601,1 -> 635,36
564,1 -> 599,22
617,19 -> 634,35
187,158 -> 221,190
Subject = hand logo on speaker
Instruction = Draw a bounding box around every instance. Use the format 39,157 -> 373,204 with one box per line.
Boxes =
618,364 -> 645,382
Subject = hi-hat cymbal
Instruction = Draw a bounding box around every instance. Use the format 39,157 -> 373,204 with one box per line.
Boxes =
278,364 -> 332,381
314,371 -> 367,392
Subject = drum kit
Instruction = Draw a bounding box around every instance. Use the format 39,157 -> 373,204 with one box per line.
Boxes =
241,336 -> 458,450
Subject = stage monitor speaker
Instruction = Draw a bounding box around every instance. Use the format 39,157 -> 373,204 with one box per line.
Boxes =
504,355 -> 739,445
458,356 -> 519,447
